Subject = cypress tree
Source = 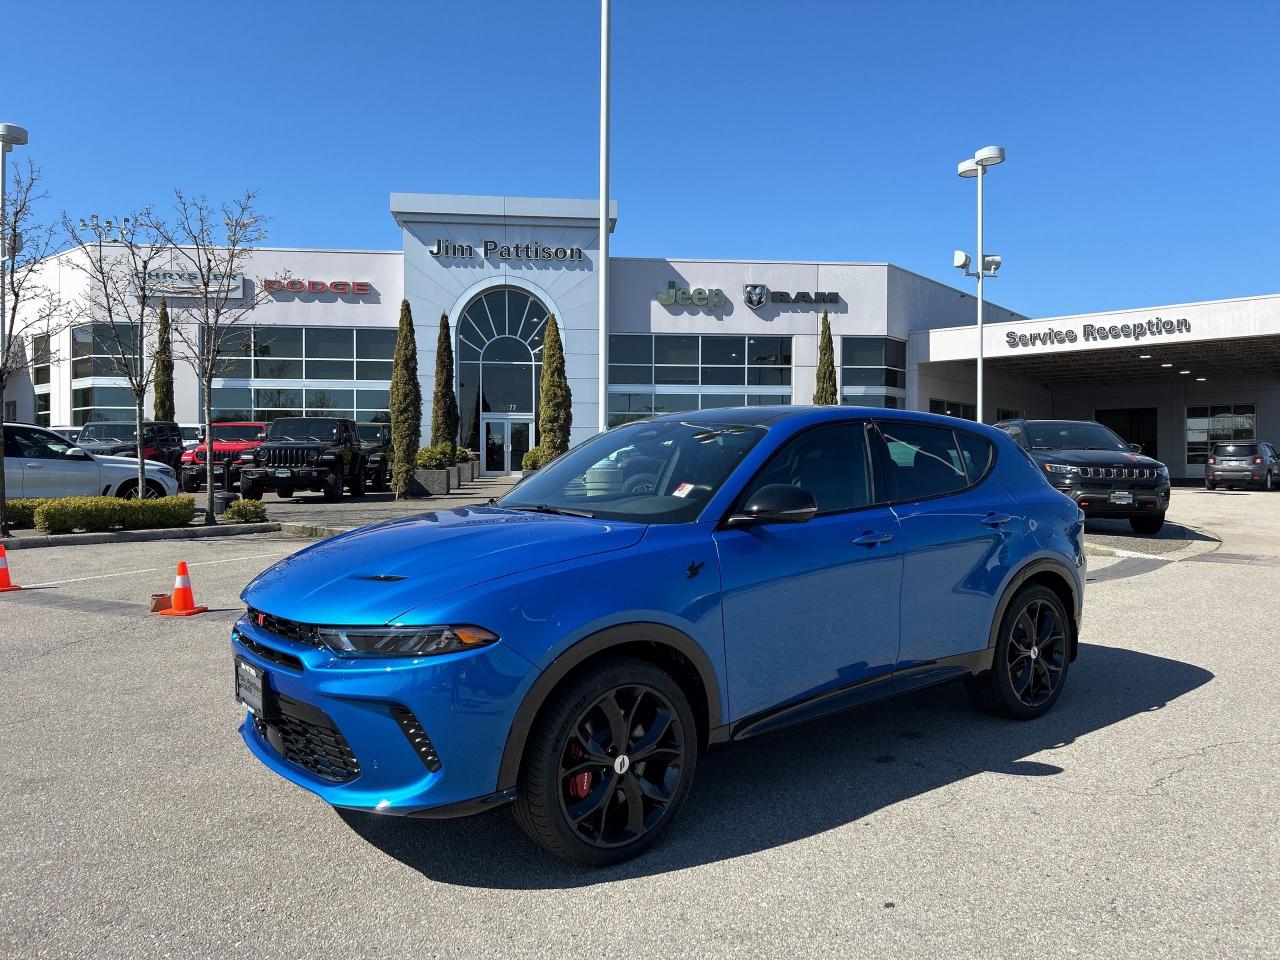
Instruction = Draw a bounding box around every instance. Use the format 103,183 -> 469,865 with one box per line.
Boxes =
812,310 -> 838,405
429,312 -> 460,459
538,314 -> 572,453
389,299 -> 422,497
152,297 -> 175,422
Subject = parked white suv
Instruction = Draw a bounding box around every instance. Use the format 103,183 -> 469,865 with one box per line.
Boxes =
3,422 -> 179,499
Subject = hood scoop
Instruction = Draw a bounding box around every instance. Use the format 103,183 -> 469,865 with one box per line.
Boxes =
352,574 -> 407,583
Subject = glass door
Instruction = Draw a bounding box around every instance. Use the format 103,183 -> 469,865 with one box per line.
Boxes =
482,418 -> 534,475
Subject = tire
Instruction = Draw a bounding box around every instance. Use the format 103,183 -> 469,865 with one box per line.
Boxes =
513,656 -> 697,867
371,465 -> 388,493
348,463 -> 367,498
117,479 -> 166,500
321,472 -> 342,502
1205,481 -> 1216,491
966,584 -> 1071,720
240,481 -> 263,501
1266,472 -> 1276,492
1129,514 -> 1165,535
180,474 -> 201,493
277,486 -> 295,500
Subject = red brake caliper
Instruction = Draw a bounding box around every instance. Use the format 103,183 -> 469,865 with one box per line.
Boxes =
566,741 -> 592,800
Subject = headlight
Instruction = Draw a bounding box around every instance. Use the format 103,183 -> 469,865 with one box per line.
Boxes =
306,449 -> 319,462
314,624 -> 499,657
318,452 -> 337,462
1043,463 -> 1080,475
157,466 -> 176,477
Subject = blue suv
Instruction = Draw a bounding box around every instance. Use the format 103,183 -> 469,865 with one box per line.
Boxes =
233,407 -> 1085,866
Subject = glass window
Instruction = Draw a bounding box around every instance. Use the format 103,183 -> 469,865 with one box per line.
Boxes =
655,366 -> 699,385
306,359 -> 355,380
741,422 -> 872,515
842,395 -> 900,409
700,393 -> 747,409
701,336 -> 745,366
356,328 -> 397,360
843,337 -> 886,367
702,367 -> 745,386
305,328 -> 354,358
955,430 -> 994,482
501,419 -> 766,525
748,367 -> 791,386
35,393 -> 52,427
747,394 -> 791,406
256,388 -> 302,409
748,337 -> 792,366
255,327 -> 303,357
654,335 -> 698,365
481,364 -> 535,412
843,368 -> 905,388
996,408 -> 1023,422
356,389 -> 389,409
73,386 -> 135,409
1187,403 -> 1255,463
255,409 -> 303,423
356,361 -> 393,380
609,335 -> 652,365
651,394 -> 700,414
305,389 -> 355,412
255,358 -> 303,379
877,421 -> 968,501
215,358 -> 252,378
607,391 -> 654,428
33,366 -> 50,385
218,327 -> 253,358
608,365 -> 653,385
929,398 -> 977,421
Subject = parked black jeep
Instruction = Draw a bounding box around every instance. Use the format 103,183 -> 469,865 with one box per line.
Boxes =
995,418 -> 1171,534
238,417 -> 366,502
357,422 -> 393,492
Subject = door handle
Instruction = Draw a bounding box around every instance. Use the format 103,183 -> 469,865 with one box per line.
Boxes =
981,514 -> 1014,527
25,463 -> 42,469
852,531 -> 894,546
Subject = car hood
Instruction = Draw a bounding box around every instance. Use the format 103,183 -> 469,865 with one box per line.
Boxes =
195,441 -> 259,454
241,506 -> 647,625
1028,449 -> 1165,469
93,453 -> 170,473
78,439 -> 135,452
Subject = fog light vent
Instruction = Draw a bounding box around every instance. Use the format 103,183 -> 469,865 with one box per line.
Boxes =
390,705 -> 442,772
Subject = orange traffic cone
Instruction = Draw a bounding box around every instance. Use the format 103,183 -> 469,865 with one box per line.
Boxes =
156,560 -> 207,616
0,545 -> 21,593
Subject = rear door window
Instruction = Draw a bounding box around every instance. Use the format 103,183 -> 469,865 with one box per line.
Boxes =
955,430 -> 995,483
875,421 -> 968,502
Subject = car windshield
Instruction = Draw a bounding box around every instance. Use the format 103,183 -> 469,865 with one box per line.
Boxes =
500,419 -> 766,524
211,425 -> 263,442
180,426 -> 202,441
1212,443 -> 1257,457
267,418 -> 339,442
1025,421 -> 1128,452
358,425 -> 387,442
79,423 -> 136,442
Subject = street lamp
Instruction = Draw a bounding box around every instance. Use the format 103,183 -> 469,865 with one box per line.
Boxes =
953,144 -> 1005,423
1,122 -> 30,419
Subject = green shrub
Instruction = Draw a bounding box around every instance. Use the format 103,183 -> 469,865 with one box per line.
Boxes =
521,445 -> 558,471
33,495 -> 195,535
414,443 -> 455,471
222,498 -> 269,524
454,447 -> 475,465
4,498 -> 55,529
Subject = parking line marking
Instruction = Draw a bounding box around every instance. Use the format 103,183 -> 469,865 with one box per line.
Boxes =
19,550 -> 295,588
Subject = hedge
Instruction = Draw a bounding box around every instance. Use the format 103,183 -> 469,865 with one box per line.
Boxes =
455,447 -> 475,465
414,443 -> 456,471
222,498 -> 269,524
521,445 -> 558,471
33,496 -> 196,535
4,498 -> 51,529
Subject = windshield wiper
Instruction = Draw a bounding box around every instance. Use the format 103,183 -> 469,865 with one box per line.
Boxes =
506,504 -> 596,519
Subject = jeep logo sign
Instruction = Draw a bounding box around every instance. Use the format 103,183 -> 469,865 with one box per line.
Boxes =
655,281 -> 726,310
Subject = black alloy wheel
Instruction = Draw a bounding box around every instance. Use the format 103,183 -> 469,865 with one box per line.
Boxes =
966,584 -> 1071,720
514,657 -> 697,867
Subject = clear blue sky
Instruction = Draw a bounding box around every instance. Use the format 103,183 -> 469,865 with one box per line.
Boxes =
8,0 -> 1278,318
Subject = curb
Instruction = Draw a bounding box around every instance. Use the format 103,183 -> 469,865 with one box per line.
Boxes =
0,522 -> 282,551
277,522 -> 351,540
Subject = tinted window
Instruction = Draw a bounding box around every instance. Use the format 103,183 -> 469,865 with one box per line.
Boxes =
9,426 -> 74,459
1212,443 -> 1257,458
268,418 -> 340,441
877,421 -> 967,501
741,423 -> 872,515
955,431 -> 994,482
1025,421 -> 1127,452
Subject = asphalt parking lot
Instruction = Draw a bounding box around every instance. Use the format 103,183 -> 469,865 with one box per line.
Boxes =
1,488 -> 1276,959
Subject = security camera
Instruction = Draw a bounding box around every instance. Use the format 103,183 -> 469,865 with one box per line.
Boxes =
953,250 -> 972,271
983,254 -> 1002,276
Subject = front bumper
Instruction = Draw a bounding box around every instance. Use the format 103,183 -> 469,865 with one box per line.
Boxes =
231,618 -> 535,816
182,461 -> 242,485
1052,482 -> 1170,518
240,466 -> 331,486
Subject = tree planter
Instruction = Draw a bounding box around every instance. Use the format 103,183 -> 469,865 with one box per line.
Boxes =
412,469 -> 451,497
468,460 -> 479,481
445,465 -> 460,488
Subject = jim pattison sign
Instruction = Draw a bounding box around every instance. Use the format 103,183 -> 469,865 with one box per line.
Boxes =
1004,316 -> 1192,350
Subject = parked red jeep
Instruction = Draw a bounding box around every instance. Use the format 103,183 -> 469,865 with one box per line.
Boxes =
180,422 -> 267,492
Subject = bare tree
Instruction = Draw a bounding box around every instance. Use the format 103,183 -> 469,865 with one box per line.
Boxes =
1,160 -> 64,535
62,210 -> 172,498
149,190 -> 283,523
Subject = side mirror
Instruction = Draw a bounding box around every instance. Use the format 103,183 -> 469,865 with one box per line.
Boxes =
726,483 -> 818,527
256,432 -> 267,441
65,447 -> 90,460
1128,442 -> 1143,453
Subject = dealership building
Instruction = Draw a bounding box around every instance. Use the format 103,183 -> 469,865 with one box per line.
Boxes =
9,192 -> 1279,479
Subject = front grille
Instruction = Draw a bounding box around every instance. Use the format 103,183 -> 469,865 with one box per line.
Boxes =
390,705 -> 443,772
1078,466 -> 1159,480
255,693 -> 360,783
245,607 -> 321,647
263,446 -> 315,468
237,632 -> 304,672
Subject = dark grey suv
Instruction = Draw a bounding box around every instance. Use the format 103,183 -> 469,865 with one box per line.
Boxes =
1206,441 -> 1278,491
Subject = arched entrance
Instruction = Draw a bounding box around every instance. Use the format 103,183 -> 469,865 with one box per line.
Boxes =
456,287 -> 549,475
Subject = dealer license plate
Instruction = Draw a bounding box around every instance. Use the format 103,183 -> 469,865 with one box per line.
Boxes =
235,657 -> 265,714
274,468 -> 292,478
1110,490 -> 1134,505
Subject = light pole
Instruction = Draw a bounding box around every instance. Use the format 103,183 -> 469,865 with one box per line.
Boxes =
597,0 -> 611,434
0,122 -> 30,419
954,145 -> 1004,423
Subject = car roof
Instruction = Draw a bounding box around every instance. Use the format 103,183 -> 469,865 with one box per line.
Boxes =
643,404 -> 1004,435
211,421 -> 266,426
